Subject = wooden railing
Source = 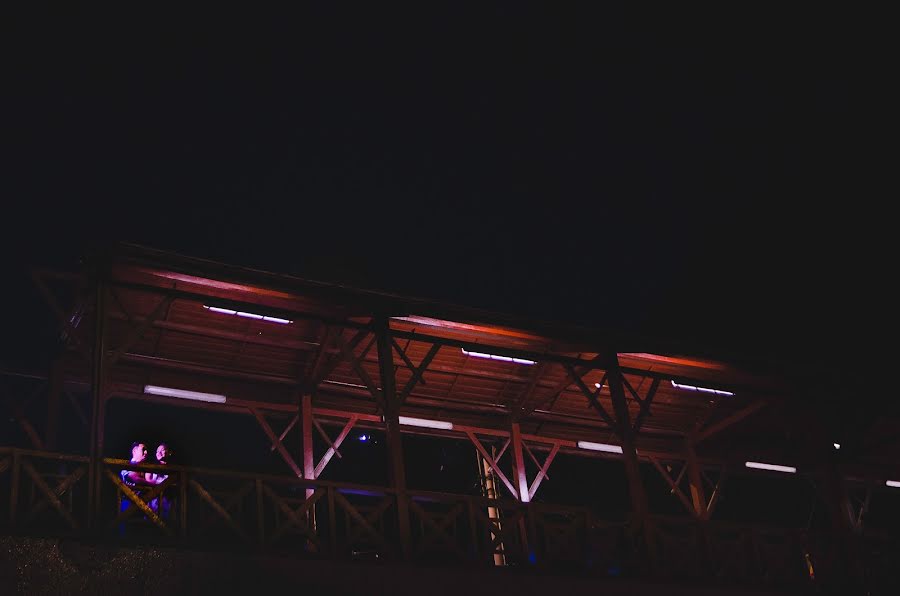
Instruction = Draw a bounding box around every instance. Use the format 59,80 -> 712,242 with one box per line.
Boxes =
2,447 -> 895,589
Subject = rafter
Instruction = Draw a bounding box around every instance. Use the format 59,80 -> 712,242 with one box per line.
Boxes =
695,399 -> 769,443
564,364 -> 617,430
108,295 -> 173,365
397,343 -> 440,404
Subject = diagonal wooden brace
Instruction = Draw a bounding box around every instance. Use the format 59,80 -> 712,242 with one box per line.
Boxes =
104,468 -> 172,535
315,415 -> 358,477
334,331 -> 382,403
250,407 -> 303,477
466,431 -> 518,499
565,364 -> 617,430
528,442 -> 560,501
398,343 -> 440,404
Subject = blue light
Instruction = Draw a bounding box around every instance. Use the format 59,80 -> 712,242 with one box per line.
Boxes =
358,434 -> 370,442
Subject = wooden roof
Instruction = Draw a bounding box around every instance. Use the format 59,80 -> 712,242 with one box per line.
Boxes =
40,243 -> 898,476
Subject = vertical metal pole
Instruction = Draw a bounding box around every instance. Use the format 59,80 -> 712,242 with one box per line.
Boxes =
88,278 -> 107,530
606,350 -> 656,570
375,316 -> 411,560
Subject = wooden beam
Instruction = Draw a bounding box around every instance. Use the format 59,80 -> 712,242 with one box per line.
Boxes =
391,338 -> 427,385
301,394 -> 315,498
314,415 -> 358,477
269,414 -> 299,452
334,330 -> 381,405
632,378 -> 660,434
685,437 -> 708,520
518,355 -> 604,417
528,442 -> 559,500
695,400 -> 769,443
510,422 -> 530,503
511,362 -> 547,419
31,271 -> 90,360
466,431 -> 518,499
606,351 -> 656,568
88,279 -> 108,529
375,316 -> 411,559
648,456 -> 696,517
564,364 -> 617,430
249,407 -> 303,477
398,343 -> 440,404
108,295 -> 173,366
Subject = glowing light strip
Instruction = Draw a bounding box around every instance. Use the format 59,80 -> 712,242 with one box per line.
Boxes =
398,416 -> 454,430
203,305 -> 292,324
576,441 -> 624,454
144,385 -> 226,403
886,480 -> 900,488
671,380 -> 734,396
461,348 -> 535,365
745,461 -> 796,474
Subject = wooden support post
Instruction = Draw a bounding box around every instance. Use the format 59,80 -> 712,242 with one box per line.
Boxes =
685,434 -> 710,570
88,278 -> 108,530
45,360 -> 63,451
510,422 -> 532,562
375,316 -> 411,560
301,393 -> 316,537
301,394 -> 315,489
606,350 -> 656,570
510,423 -> 530,503
685,435 -> 708,520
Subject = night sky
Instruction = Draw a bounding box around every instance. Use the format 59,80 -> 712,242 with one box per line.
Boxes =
2,9 -> 889,482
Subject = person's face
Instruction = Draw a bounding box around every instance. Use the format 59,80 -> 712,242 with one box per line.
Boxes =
132,444 -> 147,462
156,444 -> 168,462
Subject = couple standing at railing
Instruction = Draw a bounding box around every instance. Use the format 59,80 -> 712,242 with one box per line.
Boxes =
120,441 -> 171,520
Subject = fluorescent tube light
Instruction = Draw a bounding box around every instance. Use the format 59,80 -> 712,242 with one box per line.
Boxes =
462,348 -> 535,365
144,385 -> 226,403
397,416 -> 453,430
671,380 -> 734,396
886,480 -> 900,488
577,441 -> 624,454
745,461 -> 796,474
203,305 -> 292,324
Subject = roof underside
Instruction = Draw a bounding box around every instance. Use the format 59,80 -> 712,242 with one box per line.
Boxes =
41,243 -> 897,473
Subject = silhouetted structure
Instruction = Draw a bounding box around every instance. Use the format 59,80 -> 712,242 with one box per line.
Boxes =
1,243 -> 896,594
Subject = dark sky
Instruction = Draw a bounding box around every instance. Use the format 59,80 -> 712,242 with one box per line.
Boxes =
2,7 -> 886,397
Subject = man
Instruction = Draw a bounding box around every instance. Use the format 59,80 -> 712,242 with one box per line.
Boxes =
147,443 -> 171,519
121,442 -> 150,487
119,442 -> 151,534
